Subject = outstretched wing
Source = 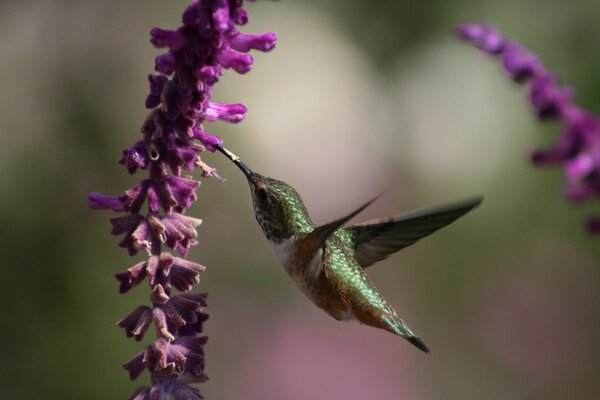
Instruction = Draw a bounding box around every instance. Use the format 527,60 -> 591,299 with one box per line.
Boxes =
340,197 -> 482,268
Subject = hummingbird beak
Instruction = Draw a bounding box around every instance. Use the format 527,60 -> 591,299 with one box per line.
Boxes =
215,145 -> 254,180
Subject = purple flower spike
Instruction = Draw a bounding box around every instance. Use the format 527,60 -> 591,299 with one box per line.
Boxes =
502,43 -> 540,82
90,1 -> 276,398
458,23 -> 600,232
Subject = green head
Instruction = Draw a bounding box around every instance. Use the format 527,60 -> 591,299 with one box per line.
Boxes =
216,146 -> 314,242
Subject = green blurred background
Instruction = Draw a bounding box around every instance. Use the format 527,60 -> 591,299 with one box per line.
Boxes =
1,0 -> 599,399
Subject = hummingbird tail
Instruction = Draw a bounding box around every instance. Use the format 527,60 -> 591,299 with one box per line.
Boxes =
355,308 -> 431,353
406,336 -> 430,353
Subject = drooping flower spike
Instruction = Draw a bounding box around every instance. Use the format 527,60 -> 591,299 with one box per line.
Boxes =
457,24 -> 600,233
89,1 -> 276,399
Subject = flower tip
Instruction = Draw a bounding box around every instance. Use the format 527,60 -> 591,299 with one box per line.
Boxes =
455,23 -> 483,39
456,23 -> 504,54
196,131 -> 223,152
150,28 -> 185,51
88,192 -> 126,212
206,102 -> 247,123
261,32 -> 278,51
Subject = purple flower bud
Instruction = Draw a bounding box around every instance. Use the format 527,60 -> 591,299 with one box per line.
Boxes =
182,0 -> 202,25
116,260 -> 148,293
217,48 -> 253,74
530,148 -> 563,165
122,182 -> 148,213
194,65 -> 223,86
530,73 -> 574,119
564,153 -> 594,182
155,53 -> 177,75
129,386 -> 151,400
193,127 -> 222,152
161,82 -> 188,122
456,24 -> 504,54
110,214 -> 152,256
153,293 -> 208,339
150,28 -> 186,51
169,259 -> 206,292
161,136 -> 202,175
117,305 -> 153,341
88,193 -> 127,212
146,74 -> 168,109
502,43 -> 540,82
212,7 -> 231,32
151,284 -> 170,305
232,6 -> 249,25
123,352 -> 146,380
163,176 -> 200,212
206,101 -> 247,123
230,31 -> 277,52
120,141 -> 150,174
142,336 -> 208,383
146,213 -> 202,256
565,182 -> 597,201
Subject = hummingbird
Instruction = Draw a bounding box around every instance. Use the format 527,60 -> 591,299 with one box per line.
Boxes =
216,145 -> 482,353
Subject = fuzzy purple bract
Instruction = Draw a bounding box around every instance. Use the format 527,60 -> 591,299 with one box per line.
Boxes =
89,1 -> 276,399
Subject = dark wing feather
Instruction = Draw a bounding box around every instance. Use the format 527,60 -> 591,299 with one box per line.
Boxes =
342,197 -> 482,268
310,194 -> 380,249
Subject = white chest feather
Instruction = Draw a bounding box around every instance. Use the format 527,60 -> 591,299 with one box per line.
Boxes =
271,239 -> 295,273
270,239 -> 323,288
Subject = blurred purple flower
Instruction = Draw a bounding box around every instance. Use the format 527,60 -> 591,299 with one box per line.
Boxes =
457,23 -> 600,232
88,0 -> 276,398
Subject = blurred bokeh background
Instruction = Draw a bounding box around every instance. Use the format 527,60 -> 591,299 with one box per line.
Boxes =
2,0 -> 599,399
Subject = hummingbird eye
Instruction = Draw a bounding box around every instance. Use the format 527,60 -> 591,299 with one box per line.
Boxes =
256,186 -> 268,201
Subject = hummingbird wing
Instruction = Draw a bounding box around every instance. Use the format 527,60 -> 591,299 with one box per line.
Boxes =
310,194 -> 381,250
340,197 -> 482,268
300,195 -> 380,280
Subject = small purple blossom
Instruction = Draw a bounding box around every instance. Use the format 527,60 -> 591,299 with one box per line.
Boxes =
457,23 -> 600,232
89,1 -> 276,398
